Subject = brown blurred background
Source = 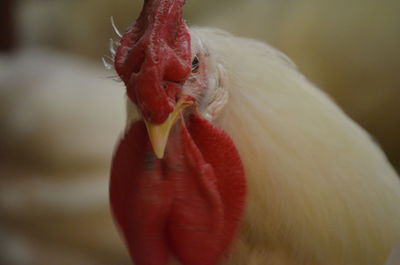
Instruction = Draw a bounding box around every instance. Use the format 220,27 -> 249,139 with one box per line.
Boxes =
0,0 -> 399,264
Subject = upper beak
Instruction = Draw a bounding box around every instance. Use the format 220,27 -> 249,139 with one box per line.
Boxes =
144,99 -> 193,159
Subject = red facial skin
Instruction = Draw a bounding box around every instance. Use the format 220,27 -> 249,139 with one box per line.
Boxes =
110,1 -> 247,265
114,0 -> 191,124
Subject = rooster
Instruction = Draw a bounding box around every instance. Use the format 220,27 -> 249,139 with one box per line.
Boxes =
109,1 -> 400,265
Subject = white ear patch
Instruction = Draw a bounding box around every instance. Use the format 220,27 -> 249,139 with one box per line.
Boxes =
202,63 -> 228,121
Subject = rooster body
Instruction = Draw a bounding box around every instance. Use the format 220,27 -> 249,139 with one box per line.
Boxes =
110,2 -> 400,265
187,28 -> 400,265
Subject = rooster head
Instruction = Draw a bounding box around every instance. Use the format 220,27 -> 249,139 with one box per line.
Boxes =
110,1 -> 246,265
114,0 -> 196,158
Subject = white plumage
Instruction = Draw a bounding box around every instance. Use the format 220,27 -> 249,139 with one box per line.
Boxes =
167,27 -> 400,265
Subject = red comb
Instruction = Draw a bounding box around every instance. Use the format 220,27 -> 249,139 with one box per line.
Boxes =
115,0 -> 191,124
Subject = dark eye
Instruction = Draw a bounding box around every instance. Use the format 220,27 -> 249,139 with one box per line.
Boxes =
191,56 -> 200,72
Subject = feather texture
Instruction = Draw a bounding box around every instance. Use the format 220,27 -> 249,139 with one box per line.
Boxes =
187,27 -> 400,265
123,27 -> 400,265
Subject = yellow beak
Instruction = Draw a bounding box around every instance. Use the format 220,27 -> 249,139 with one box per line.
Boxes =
144,99 -> 193,159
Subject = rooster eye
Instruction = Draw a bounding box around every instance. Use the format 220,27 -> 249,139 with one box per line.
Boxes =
192,56 -> 200,73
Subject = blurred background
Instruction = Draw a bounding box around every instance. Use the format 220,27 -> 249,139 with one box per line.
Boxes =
0,0 -> 399,264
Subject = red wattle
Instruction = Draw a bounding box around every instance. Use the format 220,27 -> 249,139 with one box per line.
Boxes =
110,114 -> 246,265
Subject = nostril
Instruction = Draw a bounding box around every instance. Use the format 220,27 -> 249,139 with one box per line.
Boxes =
162,81 -> 181,102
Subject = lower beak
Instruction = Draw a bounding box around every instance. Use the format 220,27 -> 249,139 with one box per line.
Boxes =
144,99 -> 193,159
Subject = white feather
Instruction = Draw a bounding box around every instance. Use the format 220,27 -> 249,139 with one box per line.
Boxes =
189,27 -> 400,265
110,16 -> 123,38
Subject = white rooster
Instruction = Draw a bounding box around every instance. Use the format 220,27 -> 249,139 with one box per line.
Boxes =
109,1 -> 400,265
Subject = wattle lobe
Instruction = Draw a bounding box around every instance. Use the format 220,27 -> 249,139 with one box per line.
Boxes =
110,114 -> 247,265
